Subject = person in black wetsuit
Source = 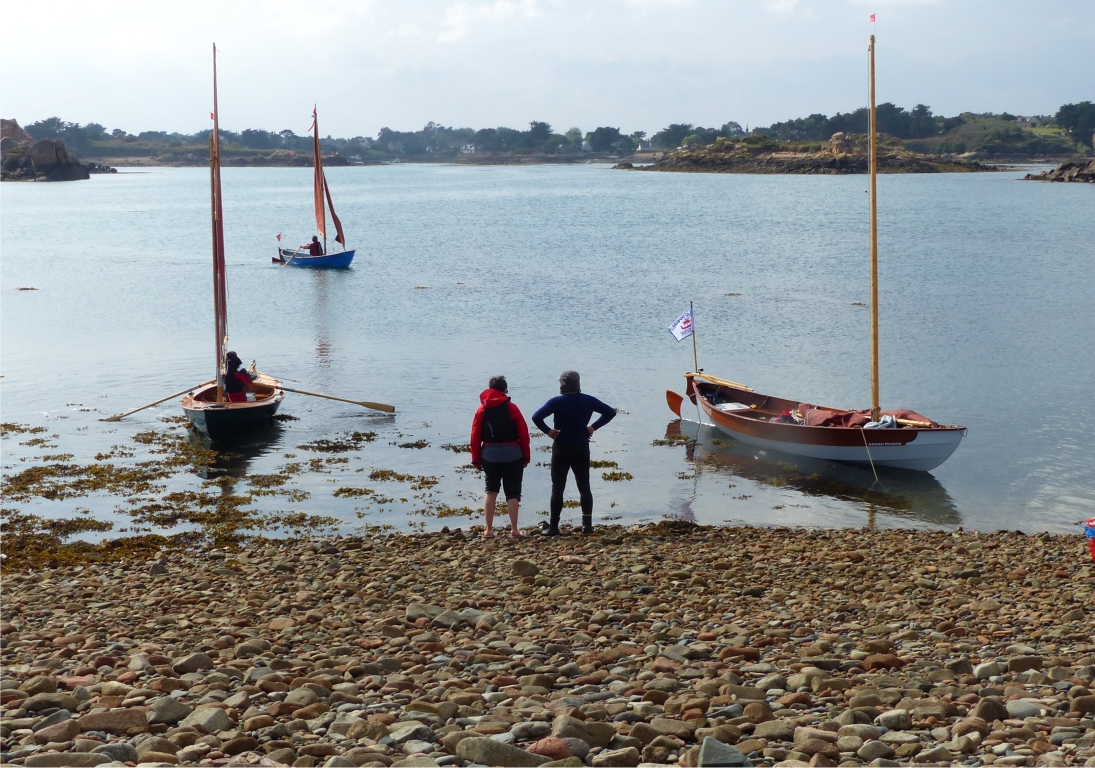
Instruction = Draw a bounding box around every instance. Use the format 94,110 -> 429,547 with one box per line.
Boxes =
532,370 -> 616,536
223,351 -> 255,402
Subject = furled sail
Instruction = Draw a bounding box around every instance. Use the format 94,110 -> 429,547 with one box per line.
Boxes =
210,44 -> 228,402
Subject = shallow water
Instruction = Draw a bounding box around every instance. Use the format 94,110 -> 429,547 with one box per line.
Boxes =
2,164 -> 1092,540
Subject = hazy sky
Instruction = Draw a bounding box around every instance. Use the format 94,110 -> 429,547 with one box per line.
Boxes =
2,0 -> 1091,137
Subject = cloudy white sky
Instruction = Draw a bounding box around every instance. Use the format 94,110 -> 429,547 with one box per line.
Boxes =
2,0 -> 1091,137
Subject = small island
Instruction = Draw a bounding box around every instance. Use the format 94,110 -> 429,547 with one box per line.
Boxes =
617,132 -> 995,175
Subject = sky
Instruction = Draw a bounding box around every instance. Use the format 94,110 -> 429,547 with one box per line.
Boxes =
1,0 -> 1092,138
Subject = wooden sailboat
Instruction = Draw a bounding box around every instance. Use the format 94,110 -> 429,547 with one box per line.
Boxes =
183,45 -> 285,439
666,35 -> 965,472
275,106 -> 355,268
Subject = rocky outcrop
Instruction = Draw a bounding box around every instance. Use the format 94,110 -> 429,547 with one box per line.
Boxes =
1024,159 -> 1095,182
629,132 -> 995,175
2,119 -> 92,181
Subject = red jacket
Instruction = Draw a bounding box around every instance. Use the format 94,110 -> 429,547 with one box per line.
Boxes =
470,388 -> 530,465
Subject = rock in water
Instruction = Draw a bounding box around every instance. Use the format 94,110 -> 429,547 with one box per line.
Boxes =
1,133 -> 91,182
697,736 -> 752,766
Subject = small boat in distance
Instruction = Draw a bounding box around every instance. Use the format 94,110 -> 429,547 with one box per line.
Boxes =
666,34 -> 965,473
184,45 -> 285,440
275,106 -> 355,268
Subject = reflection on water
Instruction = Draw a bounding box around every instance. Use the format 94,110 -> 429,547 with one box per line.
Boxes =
188,422 -> 285,485
670,418 -> 961,527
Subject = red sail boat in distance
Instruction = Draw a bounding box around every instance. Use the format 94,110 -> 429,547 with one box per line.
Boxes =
666,34 -> 965,472
183,44 -> 285,439
275,106 -> 355,268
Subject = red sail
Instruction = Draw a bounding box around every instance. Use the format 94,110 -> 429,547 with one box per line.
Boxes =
323,171 -> 345,247
210,43 -> 229,403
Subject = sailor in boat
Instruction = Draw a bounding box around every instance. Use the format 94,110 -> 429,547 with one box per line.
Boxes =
224,351 -> 257,402
305,236 -> 324,256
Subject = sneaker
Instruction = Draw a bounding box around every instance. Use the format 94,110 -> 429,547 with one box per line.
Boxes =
541,527 -> 561,537
581,526 -> 593,535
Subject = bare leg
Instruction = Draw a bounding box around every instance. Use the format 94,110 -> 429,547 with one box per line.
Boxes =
484,492 -> 498,537
507,498 -> 522,537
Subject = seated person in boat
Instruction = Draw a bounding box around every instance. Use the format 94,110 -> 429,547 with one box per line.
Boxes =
224,351 -> 256,402
306,235 -> 323,256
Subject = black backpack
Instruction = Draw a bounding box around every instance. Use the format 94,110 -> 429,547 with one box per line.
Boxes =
482,402 -> 518,443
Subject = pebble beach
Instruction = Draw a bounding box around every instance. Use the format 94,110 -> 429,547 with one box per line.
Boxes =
2,523 -> 1094,768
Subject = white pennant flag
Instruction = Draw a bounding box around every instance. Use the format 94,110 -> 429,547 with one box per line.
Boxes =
669,306 -> 694,341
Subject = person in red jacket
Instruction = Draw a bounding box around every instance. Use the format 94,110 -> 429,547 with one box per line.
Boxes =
470,376 -> 531,538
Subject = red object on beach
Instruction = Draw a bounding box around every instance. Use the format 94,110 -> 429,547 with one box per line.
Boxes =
1086,518 -> 1095,563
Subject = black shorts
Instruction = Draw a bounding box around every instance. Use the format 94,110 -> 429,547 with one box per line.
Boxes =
482,458 -> 524,500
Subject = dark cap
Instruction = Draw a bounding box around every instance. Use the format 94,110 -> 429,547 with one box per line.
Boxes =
559,370 -> 581,393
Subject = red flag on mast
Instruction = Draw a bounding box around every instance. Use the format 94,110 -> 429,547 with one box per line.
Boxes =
869,13 -> 876,22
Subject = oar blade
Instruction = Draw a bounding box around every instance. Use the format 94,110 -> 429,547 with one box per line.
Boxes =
358,401 -> 396,414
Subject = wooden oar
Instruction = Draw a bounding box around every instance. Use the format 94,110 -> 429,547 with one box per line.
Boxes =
280,246 -> 305,267
281,386 -> 395,413
101,381 -> 213,422
253,372 -> 394,413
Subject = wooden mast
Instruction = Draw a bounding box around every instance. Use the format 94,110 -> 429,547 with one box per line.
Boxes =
210,43 -> 228,404
868,34 -> 880,423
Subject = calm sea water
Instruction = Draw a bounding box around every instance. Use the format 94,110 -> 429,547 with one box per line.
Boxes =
2,164 -> 1092,539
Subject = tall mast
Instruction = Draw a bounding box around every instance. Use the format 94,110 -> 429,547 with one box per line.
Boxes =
312,106 -> 327,254
868,34 -> 880,422
210,43 -> 228,404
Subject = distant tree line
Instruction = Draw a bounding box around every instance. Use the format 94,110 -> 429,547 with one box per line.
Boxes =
20,101 -> 1093,159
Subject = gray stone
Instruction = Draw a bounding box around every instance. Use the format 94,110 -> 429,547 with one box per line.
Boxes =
406,603 -> 444,622
136,737 -> 179,757
973,661 -> 1004,680
32,710 -> 72,731
285,687 -> 320,709
403,739 -> 437,754
33,718 -> 80,744
77,708 -> 149,734
915,744 -> 952,762
390,721 -> 437,744
697,736 -> 752,766
551,716 -> 616,748
171,652 -> 214,674
857,740 -> 895,761
146,695 -> 193,725
879,731 -> 920,745
23,693 -> 80,713
391,759 -> 441,768
456,736 -> 551,766
837,735 -> 864,752
25,754 -> 110,767
837,724 -> 881,741
874,709 -> 912,730
753,720 -> 796,742
266,747 -> 297,765
1006,699 -> 1043,719
512,560 -> 540,577
591,746 -> 642,767
243,666 -> 280,684
560,737 -> 590,759
180,706 -> 233,732
323,757 -> 358,767
973,698 -> 1009,723
91,743 -> 139,762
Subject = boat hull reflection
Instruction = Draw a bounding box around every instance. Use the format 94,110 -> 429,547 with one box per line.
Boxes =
671,418 -> 960,526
